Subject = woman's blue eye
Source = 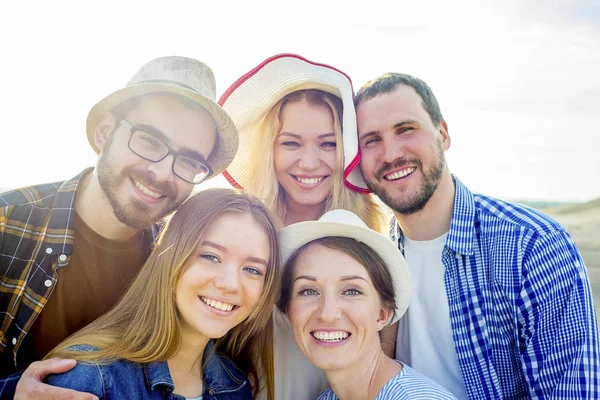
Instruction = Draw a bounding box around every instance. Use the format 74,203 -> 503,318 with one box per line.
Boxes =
299,288 -> 318,296
320,141 -> 337,149
281,141 -> 300,148
344,288 -> 362,296
199,254 -> 219,263
243,266 -> 264,276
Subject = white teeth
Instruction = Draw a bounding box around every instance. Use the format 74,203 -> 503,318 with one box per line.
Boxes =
312,331 -> 349,342
201,297 -> 234,312
134,180 -> 162,198
296,177 -> 323,185
384,167 -> 416,181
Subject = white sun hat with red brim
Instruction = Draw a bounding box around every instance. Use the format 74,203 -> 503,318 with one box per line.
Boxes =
218,53 -> 369,192
280,209 -> 411,325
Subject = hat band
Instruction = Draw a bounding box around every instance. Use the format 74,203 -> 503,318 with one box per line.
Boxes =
132,79 -> 204,95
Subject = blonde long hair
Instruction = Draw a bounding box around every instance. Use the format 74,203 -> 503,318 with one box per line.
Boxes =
46,189 -> 280,400
246,89 -> 387,232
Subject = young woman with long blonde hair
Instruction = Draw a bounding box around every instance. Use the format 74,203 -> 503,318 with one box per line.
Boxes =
219,54 -> 387,232
43,189 -> 281,400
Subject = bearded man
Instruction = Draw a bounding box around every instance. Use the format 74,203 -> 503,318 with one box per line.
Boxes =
353,72 -> 599,399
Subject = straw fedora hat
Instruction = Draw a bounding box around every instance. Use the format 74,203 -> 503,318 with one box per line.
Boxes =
86,56 -> 238,177
218,53 -> 369,192
279,209 -> 411,325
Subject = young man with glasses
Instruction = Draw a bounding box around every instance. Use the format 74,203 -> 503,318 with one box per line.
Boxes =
0,56 -> 238,399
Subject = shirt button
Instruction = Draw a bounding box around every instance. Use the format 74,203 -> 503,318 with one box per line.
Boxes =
58,254 -> 67,262
45,247 -> 53,254
44,280 -> 52,288
12,338 -> 17,345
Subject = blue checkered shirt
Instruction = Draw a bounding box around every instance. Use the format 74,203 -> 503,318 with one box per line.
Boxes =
391,177 -> 599,399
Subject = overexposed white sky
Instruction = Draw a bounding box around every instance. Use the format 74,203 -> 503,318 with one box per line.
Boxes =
1,0 -> 598,202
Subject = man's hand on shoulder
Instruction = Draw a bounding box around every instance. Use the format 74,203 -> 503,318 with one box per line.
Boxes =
14,358 -> 98,400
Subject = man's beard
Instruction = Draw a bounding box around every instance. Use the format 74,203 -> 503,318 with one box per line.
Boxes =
97,140 -> 183,230
365,141 -> 446,216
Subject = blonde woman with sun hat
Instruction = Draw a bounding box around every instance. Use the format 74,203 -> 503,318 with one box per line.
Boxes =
218,54 -> 388,400
218,53 -> 386,232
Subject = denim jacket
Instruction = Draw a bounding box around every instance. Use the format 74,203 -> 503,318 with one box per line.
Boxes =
45,341 -> 252,399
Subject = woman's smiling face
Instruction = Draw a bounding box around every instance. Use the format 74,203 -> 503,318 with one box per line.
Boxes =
273,99 -> 337,213
175,212 -> 270,342
287,242 -> 391,371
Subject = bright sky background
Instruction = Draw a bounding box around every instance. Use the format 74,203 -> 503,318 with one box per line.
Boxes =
1,0 -> 598,202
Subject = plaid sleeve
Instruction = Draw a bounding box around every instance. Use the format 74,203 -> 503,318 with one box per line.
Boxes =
0,204 -> 20,399
518,230 -> 600,398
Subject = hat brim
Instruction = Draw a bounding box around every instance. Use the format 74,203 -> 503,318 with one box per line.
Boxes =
219,53 -> 370,192
280,220 -> 411,325
86,82 -> 239,178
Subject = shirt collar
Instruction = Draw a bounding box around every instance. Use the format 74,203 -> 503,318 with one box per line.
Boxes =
144,340 -> 247,395
391,176 -> 475,256
201,340 -> 247,393
144,360 -> 175,392
445,176 -> 476,256
44,167 -> 94,256
45,167 -> 160,257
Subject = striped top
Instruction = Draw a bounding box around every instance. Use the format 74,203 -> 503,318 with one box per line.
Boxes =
317,361 -> 457,399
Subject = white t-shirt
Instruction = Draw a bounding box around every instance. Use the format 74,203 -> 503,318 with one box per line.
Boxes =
395,233 -> 468,400
257,310 -> 329,400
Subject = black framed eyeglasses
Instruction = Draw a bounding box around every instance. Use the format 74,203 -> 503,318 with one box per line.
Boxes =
119,120 -> 212,184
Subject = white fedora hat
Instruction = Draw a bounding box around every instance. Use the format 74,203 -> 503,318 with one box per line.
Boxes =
86,56 -> 238,178
218,53 -> 369,192
280,209 -> 411,325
